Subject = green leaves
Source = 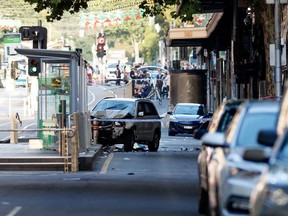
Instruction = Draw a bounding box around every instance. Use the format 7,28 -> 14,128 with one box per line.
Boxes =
24,0 -> 88,22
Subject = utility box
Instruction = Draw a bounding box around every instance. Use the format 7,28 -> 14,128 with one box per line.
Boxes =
170,69 -> 207,107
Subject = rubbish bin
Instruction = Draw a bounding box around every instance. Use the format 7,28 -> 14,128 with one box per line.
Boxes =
170,69 -> 207,106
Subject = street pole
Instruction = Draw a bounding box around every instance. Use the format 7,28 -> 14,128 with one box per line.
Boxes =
275,0 -> 282,97
231,0 -> 237,99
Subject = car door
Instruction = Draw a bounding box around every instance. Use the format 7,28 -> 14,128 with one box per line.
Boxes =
142,102 -> 160,141
135,101 -> 159,141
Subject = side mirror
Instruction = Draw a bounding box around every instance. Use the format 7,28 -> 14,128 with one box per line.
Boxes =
138,111 -> 144,117
167,111 -> 173,115
201,132 -> 228,148
243,149 -> 269,163
258,129 -> 277,147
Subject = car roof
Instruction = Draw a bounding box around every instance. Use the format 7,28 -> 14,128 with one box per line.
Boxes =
175,103 -> 203,106
101,97 -> 152,103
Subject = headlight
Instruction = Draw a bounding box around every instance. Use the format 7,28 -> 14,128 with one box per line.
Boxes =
169,116 -> 178,122
114,121 -> 123,126
266,186 -> 288,206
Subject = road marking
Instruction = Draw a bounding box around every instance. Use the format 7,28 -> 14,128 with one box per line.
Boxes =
6,206 -> 22,216
100,153 -> 113,174
0,122 -> 10,127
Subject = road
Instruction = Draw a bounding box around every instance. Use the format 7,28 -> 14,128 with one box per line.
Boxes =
0,84 -> 203,216
0,128 -> 202,216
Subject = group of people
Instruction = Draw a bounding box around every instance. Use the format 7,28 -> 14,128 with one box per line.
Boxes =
132,68 -> 170,99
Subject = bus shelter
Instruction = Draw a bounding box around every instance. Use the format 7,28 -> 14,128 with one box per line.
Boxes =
15,48 -> 90,153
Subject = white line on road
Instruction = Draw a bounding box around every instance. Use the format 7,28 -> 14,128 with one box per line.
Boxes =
6,206 -> 22,216
100,153 -> 114,174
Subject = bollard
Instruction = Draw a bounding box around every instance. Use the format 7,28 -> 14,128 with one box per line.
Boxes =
71,112 -> 79,172
10,116 -> 18,144
92,119 -> 99,144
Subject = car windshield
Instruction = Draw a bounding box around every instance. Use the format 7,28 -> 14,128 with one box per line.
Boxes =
174,104 -> 205,115
107,63 -> 118,68
277,132 -> 288,162
93,100 -> 135,116
236,113 -> 278,148
217,107 -> 238,132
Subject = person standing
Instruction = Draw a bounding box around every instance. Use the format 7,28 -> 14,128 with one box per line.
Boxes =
115,64 -> 121,86
130,68 -> 137,96
162,72 -> 170,99
156,69 -> 163,97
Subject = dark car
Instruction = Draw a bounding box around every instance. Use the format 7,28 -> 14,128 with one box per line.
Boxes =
167,103 -> 207,136
91,97 -> 161,152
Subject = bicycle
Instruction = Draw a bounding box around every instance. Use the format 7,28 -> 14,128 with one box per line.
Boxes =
145,84 -> 162,105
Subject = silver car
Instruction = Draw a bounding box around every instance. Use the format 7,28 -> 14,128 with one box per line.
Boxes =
197,99 -> 243,215
202,100 -> 280,216
247,129 -> 288,216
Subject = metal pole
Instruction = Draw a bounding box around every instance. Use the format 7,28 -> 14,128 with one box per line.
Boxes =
231,0 -> 237,99
275,0 -> 282,97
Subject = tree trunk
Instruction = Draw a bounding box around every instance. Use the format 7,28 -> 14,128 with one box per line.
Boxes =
256,3 -> 275,96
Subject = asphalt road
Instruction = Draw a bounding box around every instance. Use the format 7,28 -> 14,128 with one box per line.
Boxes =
0,131 -> 202,216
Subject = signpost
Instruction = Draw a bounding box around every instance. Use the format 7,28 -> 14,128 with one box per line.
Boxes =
3,33 -> 22,62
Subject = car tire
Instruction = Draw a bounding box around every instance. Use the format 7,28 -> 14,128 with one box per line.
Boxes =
98,137 -> 109,146
168,130 -> 176,136
148,131 -> 160,152
198,188 -> 208,214
124,130 -> 135,152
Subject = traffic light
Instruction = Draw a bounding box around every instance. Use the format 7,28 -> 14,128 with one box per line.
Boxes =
28,58 -> 40,76
19,26 -> 47,49
97,44 -> 104,58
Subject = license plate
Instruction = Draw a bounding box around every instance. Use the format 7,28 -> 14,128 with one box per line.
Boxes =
184,126 -> 193,129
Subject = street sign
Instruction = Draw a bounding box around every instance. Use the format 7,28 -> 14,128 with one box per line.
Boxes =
3,33 -> 22,62
266,0 -> 287,3
269,43 -> 287,66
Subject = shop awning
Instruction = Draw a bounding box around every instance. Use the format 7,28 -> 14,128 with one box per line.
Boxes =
166,12 -> 223,47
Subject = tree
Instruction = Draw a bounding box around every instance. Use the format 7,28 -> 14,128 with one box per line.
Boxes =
23,0 -> 277,96
140,25 -> 160,64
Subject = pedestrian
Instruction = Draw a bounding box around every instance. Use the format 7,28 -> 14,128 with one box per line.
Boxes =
140,81 -> 151,98
156,69 -> 163,96
162,72 -> 170,99
130,68 -> 137,96
115,64 -> 121,86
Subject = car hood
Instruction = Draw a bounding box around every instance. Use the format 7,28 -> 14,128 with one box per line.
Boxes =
172,114 -> 201,120
91,110 -> 131,119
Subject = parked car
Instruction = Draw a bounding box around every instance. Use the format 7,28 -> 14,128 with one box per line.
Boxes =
167,103 -> 208,136
90,97 -> 161,152
197,99 -> 243,214
246,129 -> 288,216
104,63 -> 124,83
203,100 -> 280,216
136,66 -> 169,74
246,82 -> 288,216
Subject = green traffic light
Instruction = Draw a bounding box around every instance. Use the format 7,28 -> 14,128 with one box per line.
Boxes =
30,66 -> 37,73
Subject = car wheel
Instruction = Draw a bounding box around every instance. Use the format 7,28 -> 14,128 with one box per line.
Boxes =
98,137 -> 109,146
148,131 -> 160,152
198,188 -> 208,214
124,130 -> 134,152
168,130 -> 176,136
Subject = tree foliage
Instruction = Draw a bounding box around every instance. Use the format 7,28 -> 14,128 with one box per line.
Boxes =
23,0 -> 88,22
139,0 -> 200,22
140,26 -> 160,64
